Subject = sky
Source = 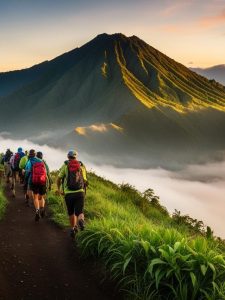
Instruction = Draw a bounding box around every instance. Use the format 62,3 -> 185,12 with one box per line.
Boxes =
0,0 -> 225,72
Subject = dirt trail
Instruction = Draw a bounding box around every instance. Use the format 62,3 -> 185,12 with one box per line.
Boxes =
0,182 -> 119,300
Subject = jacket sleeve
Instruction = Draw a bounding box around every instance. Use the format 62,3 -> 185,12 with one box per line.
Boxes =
81,164 -> 87,182
58,164 -> 66,179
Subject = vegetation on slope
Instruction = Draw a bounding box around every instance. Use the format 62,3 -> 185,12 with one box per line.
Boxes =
1,33 -> 225,129
1,34 -> 225,170
0,164 -> 7,220
47,171 -> 225,300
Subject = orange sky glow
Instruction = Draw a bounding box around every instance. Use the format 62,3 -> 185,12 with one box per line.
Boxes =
0,0 -> 225,72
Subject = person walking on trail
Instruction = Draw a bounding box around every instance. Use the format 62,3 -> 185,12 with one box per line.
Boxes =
19,150 -> 28,184
19,151 -> 29,205
36,151 -> 52,204
10,147 -> 25,197
25,149 -> 47,221
2,149 -> 13,183
56,150 -> 88,238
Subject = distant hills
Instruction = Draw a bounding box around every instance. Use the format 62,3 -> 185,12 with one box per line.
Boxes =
0,33 -> 225,168
191,65 -> 225,86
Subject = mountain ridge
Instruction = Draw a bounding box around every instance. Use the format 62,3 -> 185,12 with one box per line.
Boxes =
191,64 -> 225,86
0,33 -> 225,168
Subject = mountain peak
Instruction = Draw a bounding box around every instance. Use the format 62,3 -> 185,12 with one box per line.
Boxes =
1,32 -> 225,114
96,32 -> 127,39
95,33 -> 129,43
1,33 -> 225,168
95,33 -> 145,43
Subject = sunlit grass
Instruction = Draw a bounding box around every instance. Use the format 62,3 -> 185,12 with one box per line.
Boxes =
47,171 -> 225,299
0,164 -> 7,220
114,39 -> 225,113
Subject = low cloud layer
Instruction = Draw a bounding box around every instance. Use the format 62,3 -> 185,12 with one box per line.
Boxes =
1,136 -> 225,238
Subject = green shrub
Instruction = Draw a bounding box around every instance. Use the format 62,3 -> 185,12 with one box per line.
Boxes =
48,171 -> 225,299
77,221 -> 225,299
0,184 -> 7,220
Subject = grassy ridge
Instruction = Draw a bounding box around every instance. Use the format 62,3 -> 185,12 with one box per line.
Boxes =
0,164 -> 7,220
0,186 -> 7,220
47,172 -> 225,299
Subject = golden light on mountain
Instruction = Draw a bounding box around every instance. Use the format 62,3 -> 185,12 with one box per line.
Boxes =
75,123 -> 124,136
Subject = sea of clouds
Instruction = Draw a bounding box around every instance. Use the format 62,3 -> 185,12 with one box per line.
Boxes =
1,135 -> 225,238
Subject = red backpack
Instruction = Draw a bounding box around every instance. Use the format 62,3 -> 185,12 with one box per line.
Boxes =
13,153 -> 21,171
66,160 -> 84,191
32,162 -> 47,185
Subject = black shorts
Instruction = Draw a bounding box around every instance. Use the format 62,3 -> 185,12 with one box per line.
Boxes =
31,184 -> 46,195
65,192 -> 84,216
23,177 -> 29,192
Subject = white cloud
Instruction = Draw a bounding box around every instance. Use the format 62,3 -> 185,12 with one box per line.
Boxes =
1,135 -> 225,238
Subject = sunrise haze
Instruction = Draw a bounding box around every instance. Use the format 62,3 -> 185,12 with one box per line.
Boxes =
1,0 -> 225,71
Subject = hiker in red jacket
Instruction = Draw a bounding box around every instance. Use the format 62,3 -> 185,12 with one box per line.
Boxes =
10,147 -> 25,197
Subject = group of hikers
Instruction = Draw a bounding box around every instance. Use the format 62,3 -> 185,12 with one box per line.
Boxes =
1,147 -> 87,238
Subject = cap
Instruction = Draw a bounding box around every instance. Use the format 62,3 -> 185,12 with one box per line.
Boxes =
37,151 -> 43,159
18,147 -> 22,153
67,150 -> 77,158
29,149 -> 36,158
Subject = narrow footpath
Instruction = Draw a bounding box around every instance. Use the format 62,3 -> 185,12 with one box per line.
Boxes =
0,182 -> 118,300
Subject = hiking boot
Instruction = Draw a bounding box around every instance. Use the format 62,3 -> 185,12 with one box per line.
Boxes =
78,219 -> 85,231
40,208 -> 45,218
35,211 -> 40,222
70,226 -> 78,238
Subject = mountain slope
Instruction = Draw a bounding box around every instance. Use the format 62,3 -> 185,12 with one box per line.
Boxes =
1,33 -> 225,167
47,172 -> 225,299
191,65 -> 225,86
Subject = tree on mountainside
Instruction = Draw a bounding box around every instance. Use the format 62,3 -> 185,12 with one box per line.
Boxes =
142,188 -> 169,216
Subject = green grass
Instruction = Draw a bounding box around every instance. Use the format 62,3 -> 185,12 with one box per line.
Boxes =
47,171 -> 225,299
0,164 -> 7,220
0,187 -> 7,220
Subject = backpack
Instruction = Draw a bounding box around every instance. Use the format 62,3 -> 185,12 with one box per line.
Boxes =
4,151 -> 12,163
66,160 -> 84,191
32,161 -> 47,185
13,153 -> 21,171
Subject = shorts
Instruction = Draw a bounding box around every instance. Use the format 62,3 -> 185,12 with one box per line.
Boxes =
23,177 -> 28,192
65,192 -> 84,216
30,184 -> 46,195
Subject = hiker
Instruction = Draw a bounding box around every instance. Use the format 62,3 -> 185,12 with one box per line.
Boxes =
19,151 -> 29,205
19,150 -> 28,184
56,150 -> 88,238
25,149 -> 47,221
36,151 -> 52,199
2,149 -> 13,183
10,147 -> 25,196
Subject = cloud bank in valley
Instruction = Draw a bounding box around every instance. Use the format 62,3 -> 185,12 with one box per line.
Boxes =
1,136 -> 225,238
